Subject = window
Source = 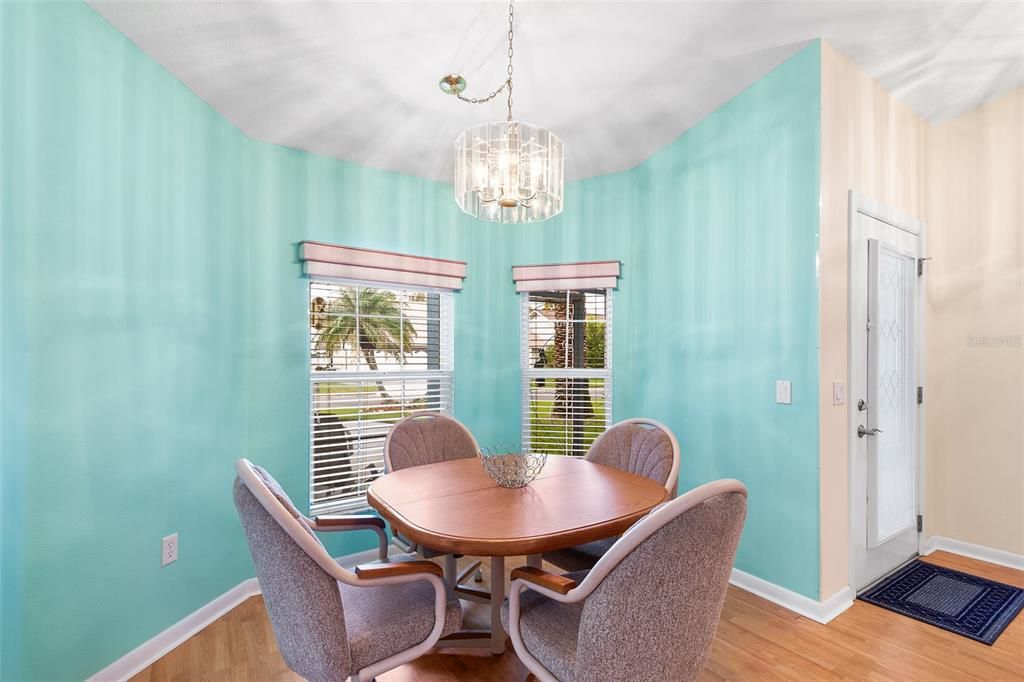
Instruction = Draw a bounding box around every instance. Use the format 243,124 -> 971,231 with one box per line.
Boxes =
309,280 -> 453,513
521,289 -> 611,457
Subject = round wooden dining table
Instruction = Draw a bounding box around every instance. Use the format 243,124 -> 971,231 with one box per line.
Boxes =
367,456 -> 669,653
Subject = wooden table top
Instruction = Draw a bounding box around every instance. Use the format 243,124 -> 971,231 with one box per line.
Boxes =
367,456 -> 669,556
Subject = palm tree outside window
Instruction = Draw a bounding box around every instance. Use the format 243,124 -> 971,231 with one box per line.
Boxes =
522,289 -> 611,457
309,281 -> 453,513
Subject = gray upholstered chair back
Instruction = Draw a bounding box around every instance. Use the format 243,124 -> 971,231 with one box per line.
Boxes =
233,466 -> 352,680
585,418 -> 680,495
384,412 -> 479,472
575,488 -> 746,681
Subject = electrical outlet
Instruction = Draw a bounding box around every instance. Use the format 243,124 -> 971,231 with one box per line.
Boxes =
162,533 -> 178,566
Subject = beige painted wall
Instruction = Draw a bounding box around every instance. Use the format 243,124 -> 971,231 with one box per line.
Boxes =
818,41 -> 928,599
925,89 -> 1024,555
819,41 -> 1023,599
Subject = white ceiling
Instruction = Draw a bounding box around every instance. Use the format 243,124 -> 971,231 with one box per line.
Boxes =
89,1 -> 1024,182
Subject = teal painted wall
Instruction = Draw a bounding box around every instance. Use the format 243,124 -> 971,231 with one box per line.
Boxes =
456,44 -> 824,598
0,3 -> 486,679
1,2 -> 821,678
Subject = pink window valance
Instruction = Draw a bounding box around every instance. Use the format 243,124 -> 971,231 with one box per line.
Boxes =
300,241 -> 467,291
511,260 -> 621,292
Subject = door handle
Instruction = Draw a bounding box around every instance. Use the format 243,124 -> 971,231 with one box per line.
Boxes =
858,425 -> 883,438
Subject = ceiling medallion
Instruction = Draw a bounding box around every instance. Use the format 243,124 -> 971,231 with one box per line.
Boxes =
440,0 -> 564,224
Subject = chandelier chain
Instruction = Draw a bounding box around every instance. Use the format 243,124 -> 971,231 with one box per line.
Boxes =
455,0 -> 516,122
506,0 -> 514,122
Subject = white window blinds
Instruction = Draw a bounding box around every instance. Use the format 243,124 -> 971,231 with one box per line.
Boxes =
309,280 -> 454,513
521,289 -> 612,457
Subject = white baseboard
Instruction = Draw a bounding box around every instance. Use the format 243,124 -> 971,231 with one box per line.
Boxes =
921,535 -> 1024,571
87,545 -> 387,682
86,578 -> 261,682
729,569 -> 854,624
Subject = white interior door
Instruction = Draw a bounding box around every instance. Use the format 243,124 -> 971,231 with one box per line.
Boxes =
850,194 -> 924,591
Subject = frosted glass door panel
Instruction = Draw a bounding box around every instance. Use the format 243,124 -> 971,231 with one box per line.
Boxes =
866,239 -> 917,548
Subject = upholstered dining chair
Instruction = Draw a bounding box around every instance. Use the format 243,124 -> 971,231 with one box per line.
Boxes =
502,479 -> 747,682
384,412 -> 486,589
542,418 -> 680,572
233,458 -> 462,682
384,411 -> 480,472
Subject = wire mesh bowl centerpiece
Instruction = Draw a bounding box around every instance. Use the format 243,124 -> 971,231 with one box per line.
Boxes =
478,446 -> 547,488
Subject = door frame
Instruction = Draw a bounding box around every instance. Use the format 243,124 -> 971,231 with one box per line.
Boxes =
846,190 -> 928,592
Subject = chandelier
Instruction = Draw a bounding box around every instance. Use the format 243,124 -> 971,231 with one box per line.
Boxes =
440,0 -> 564,223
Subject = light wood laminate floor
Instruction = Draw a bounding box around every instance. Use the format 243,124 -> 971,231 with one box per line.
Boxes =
131,551 -> 1024,681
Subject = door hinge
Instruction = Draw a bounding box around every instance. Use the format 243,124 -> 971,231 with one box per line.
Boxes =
917,257 -> 932,276
917,386 -> 924,404
917,515 -> 923,533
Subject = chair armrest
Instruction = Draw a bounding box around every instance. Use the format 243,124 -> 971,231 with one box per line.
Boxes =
511,566 -> 577,595
311,515 -> 389,562
354,559 -> 443,580
311,514 -> 385,530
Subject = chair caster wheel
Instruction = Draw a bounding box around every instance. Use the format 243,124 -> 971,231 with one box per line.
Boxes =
475,569 -> 483,582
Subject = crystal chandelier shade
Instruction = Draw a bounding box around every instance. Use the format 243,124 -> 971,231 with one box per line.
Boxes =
454,121 -> 564,224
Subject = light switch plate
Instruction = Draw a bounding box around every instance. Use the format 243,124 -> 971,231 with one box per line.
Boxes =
776,380 -> 792,405
832,381 -> 846,405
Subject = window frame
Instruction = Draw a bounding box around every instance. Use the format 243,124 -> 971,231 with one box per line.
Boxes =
520,288 -> 613,457
308,277 -> 455,514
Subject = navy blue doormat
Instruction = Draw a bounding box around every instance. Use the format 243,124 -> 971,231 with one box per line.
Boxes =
859,560 -> 1024,645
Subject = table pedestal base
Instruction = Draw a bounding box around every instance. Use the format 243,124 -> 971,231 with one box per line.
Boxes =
438,553 -> 538,655
489,556 -> 505,653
